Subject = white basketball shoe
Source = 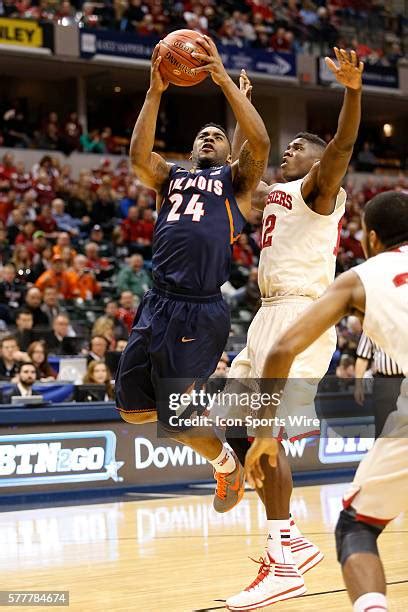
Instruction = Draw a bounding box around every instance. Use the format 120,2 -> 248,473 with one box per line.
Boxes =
226,552 -> 306,610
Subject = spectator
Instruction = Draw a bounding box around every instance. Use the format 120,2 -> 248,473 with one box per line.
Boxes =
84,242 -> 112,278
83,360 -> 114,399
67,254 -> 101,300
116,253 -> 151,299
35,254 -> 72,299
51,198 -> 81,235
24,287 -> 50,327
88,224 -> 112,258
116,338 -> 128,351
3,105 -> 31,148
90,183 -> 117,233
357,142 -> 378,172
92,316 -> 115,346
61,112 -> 82,155
340,220 -> 365,261
2,362 -> 39,402
52,231 -> 77,261
36,204 -> 59,238
0,226 -> 12,266
80,129 -> 106,154
232,233 -> 254,267
11,244 -> 34,285
0,335 -> 21,380
41,286 -> 65,325
27,340 -> 56,381
87,334 -> 109,363
119,184 -> 138,218
212,359 -> 229,377
10,161 -> 32,195
0,262 -> 24,321
336,354 -> 356,379
117,290 -> 137,334
14,308 -> 35,351
104,300 -> 129,339
121,205 -> 152,256
35,173 -> 56,206
45,313 -> 77,354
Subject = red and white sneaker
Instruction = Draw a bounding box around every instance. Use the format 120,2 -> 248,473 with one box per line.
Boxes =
291,537 -> 324,575
226,552 -> 306,611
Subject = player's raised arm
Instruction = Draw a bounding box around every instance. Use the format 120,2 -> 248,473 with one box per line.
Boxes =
231,69 -> 252,163
231,70 -> 270,212
129,45 -> 172,193
193,37 -> 270,215
302,48 -> 363,215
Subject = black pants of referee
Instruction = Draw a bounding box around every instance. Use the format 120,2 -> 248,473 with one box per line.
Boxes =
373,374 -> 404,438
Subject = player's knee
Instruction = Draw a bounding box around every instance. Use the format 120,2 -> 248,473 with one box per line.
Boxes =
335,508 -> 384,566
119,410 -> 157,424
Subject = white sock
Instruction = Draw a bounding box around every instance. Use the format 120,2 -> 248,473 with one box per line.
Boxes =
266,519 -> 295,565
210,445 -> 236,474
290,515 -> 303,539
353,593 -> 388,612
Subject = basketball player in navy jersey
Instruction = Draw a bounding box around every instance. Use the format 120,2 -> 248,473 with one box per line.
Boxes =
116,36 -> 270,511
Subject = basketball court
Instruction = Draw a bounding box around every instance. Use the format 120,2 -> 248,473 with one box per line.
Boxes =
2,483 -> 407,611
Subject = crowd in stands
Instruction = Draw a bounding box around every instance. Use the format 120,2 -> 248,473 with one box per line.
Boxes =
1,0 -> 406,63
0,106 -> 127,155
0,148 -> 406,400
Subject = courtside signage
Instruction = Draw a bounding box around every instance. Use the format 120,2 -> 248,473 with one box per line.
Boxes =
0,431 -> 124,487
318,57 -> 399,89
318,418 -> 375,464
79,30 -> 296,78
0,18 -> 43,48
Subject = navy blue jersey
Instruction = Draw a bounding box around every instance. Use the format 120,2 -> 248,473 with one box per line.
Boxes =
152,164 -> 246,295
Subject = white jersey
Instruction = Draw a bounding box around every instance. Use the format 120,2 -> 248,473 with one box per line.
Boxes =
259,179 -> 346,299
353,245 -> 408,376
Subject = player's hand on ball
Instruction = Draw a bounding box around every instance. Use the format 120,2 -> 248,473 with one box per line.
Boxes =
150,44 -> 169,94
244,437 -> 279,489
325,48 -> 364,90
191,35 -> 229,86
239,69 -> 252,100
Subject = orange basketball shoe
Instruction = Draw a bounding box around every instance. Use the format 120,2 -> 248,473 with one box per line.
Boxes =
213,453 -> 245,513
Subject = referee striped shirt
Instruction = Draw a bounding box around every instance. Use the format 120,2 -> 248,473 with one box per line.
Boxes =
356,332 -> 404,376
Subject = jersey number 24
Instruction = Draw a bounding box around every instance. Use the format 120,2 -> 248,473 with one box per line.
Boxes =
167,194 -> 205,223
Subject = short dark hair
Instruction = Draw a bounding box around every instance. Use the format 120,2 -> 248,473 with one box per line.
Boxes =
17,361 -> 37,374
294,132 -> 326,150
16,308 -> 33,319
364,191 -> 408,248
196,123 -> 231,148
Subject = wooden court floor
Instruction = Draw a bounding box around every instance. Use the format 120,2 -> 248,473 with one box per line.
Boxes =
1,483 -> 407,611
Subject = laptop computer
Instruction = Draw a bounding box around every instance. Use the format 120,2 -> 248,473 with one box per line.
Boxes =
11,395 -> 45,406
57,357 -> 88,384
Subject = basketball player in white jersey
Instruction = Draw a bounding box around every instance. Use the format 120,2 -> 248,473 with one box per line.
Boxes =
244,191 -> 408,612
219,49 -> 364,609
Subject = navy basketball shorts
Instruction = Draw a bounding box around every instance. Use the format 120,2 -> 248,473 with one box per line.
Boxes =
115,286 -> 230,431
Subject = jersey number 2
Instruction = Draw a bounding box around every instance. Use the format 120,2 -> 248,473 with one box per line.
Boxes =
167,194 -> 205,223
262,214 -> 276,248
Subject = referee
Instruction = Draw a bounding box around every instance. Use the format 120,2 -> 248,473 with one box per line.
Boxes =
354,332 -> 404,438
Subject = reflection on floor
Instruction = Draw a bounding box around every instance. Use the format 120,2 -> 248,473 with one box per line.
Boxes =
0,483 -> 406,611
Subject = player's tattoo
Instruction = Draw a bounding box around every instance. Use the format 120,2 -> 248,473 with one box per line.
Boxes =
235,142 -> 267,194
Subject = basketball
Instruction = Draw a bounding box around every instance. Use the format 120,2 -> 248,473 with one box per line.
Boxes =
158,29 -> 209,87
